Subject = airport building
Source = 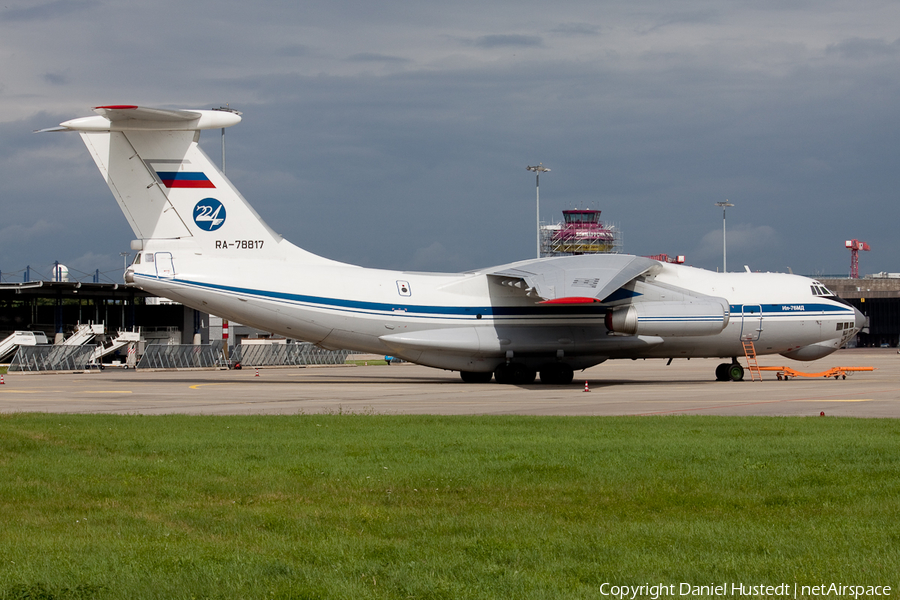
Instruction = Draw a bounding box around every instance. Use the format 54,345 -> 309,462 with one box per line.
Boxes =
820,274 -> 900,348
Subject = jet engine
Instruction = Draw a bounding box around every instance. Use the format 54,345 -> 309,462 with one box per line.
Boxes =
605,300 -> 730,337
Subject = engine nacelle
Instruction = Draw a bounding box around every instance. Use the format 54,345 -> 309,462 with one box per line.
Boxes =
605,300 -> 730,337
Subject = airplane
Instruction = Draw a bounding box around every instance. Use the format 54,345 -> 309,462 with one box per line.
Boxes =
44,105 -> 866,385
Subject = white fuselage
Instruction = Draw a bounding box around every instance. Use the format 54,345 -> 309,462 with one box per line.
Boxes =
127,237 -> 863,373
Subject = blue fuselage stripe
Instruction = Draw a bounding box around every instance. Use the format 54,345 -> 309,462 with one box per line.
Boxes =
139,276 -> 607,319
138,275 -> 855,321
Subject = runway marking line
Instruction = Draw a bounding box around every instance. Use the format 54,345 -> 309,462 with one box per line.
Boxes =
803,399 -> 873,402
189,383 -> 242,390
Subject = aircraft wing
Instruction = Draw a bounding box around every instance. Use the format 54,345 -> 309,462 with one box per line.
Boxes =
487,254 -> 659,303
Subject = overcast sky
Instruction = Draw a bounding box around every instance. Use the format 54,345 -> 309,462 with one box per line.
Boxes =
1,0 -> 898,283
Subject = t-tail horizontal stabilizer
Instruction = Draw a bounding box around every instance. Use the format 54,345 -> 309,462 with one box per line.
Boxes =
44,105 -> 337,266
58,106 -> 242,132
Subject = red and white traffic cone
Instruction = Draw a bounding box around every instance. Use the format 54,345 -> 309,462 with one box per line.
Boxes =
255,368 -> 259,377
0,374 -> 4,385
583,380 -> 590,392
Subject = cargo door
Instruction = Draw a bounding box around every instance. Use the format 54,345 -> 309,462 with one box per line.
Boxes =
155,252 -> 175,278
740,304 -> 763,341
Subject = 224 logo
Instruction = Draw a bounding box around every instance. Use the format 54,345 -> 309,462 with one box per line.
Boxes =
193,198 -> 226,231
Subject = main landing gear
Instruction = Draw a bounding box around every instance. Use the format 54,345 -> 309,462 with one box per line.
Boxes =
715,360 -> 744,382
459,371 -> 493,384
538,363 -> 574,385
494,362 -> 536,385
459,362 -> 575,385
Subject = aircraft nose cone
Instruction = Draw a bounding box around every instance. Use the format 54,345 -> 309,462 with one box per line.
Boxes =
854,305 -> 867,331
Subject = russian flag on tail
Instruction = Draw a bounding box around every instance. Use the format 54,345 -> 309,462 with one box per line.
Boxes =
156,171 -> 216,188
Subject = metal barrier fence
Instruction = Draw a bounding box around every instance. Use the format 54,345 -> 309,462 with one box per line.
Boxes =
137,344 -> 227,369
9,345 -> 99,372
7,342 -> 350,372
230,343 -> 349,367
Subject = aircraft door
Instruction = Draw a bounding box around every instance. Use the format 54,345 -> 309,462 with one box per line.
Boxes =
740,304 -> 762,341
155,252 -> 175,278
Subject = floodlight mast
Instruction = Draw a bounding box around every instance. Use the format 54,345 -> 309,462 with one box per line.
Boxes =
527,164 -> 551,258
714,200 -> 734,272
211,106 -> 242,359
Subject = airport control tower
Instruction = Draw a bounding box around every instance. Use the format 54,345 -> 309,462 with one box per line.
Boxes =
539,209 -> 623,257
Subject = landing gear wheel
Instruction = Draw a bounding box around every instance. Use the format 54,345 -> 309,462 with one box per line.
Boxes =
728,363 -> 745,382
494,362 -> 536,385
460,371 -> 493,383
539,364 -> 575,385
715,363 -> 730,381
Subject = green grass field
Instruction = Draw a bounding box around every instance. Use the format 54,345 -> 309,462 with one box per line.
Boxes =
1,414 -> 898,599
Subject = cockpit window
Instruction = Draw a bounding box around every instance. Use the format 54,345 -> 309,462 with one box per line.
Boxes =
810,283 -> 834,297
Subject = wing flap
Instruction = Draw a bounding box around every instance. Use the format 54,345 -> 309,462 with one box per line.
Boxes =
488,254 -> 658,303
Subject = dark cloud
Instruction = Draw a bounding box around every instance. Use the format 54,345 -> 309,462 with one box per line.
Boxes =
1,0 -> 96,21
826,37 -> 900,60
641,9 -> 720,34
277,44 -> 316,58
346,52 -> 411,63
2,1 -> 899,278
550,23 -> 600,36
42,72 -> 68,85
474,34 -> 543,48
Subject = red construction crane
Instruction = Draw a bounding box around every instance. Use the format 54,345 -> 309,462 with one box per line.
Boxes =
845,239 -> 870,279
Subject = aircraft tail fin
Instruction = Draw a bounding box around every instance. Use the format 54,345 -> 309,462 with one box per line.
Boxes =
54,106 -> 334,264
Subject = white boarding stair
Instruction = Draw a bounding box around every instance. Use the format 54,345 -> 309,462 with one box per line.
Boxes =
63,323 -> 105,346
90,329 -> 141,363
0,331 -> 50,361
0,333 -> 21,362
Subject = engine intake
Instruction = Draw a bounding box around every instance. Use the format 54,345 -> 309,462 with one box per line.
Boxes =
605,300 -> 730,337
